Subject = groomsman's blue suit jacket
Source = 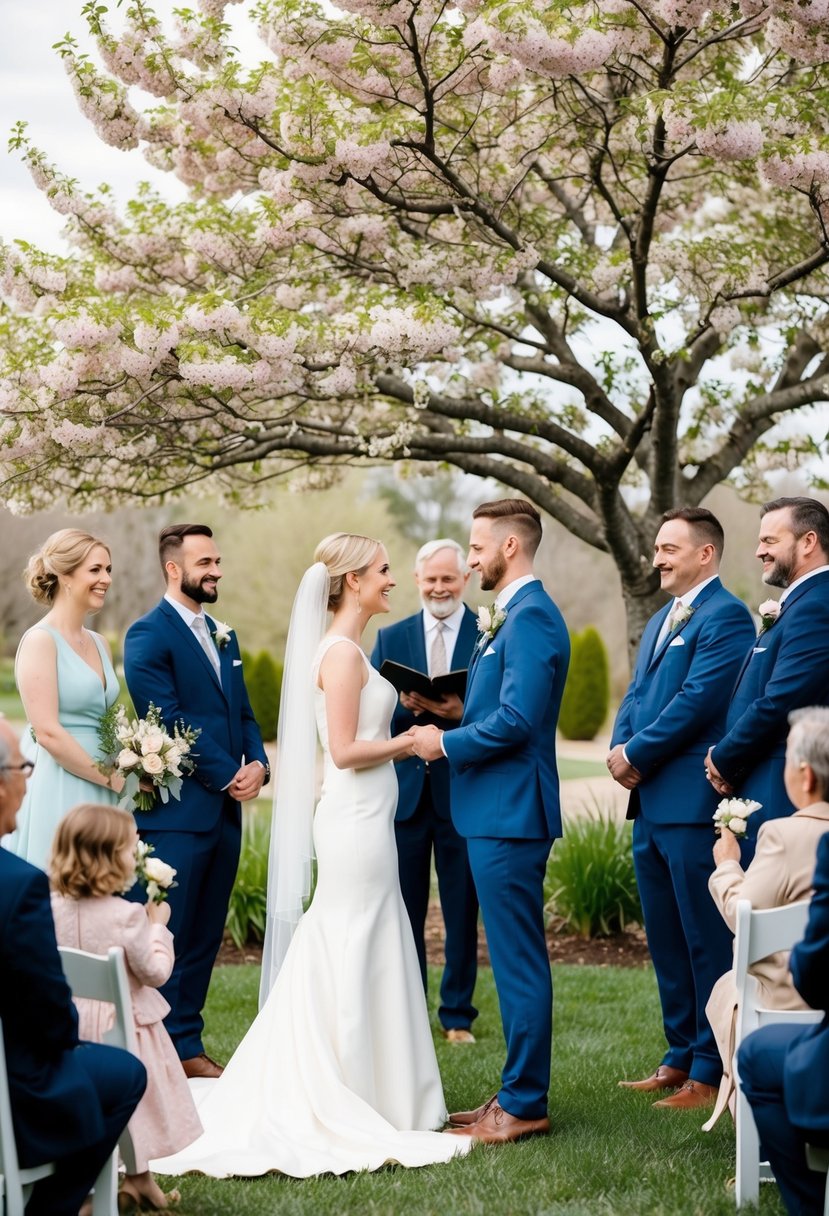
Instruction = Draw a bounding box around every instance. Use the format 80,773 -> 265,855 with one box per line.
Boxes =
443,580 -> 569,839
124,598 -> 267,833
371,605 -> 478,821
783,831 -> 829,1134
612,578 -> 756,823
711,570 -> 829,826
0,850 -> 108,1166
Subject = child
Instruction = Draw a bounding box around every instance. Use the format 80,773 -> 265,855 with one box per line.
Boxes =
49,803 -> 202,1211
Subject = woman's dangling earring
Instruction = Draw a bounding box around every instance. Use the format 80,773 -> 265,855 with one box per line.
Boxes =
355,591 -> 362,615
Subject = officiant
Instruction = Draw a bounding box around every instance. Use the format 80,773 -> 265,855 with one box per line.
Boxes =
371,539 -> 480,1043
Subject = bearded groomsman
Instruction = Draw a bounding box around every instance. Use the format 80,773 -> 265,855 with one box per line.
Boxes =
707,497 -> 829,849
125,524 -> 268,1079
411,500 -> 569,1143
608,508 -> 755,1110
371,539 -> 480,1042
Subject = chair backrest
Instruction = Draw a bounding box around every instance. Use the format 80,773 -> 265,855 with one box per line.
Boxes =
734,899 -> 812,989
58,946 -> 138,1055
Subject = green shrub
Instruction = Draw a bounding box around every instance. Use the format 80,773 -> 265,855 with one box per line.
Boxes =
558,625 -> 610,741
225,810 -> 271,948
544,811 -> 642,937
245,650 -> 283,741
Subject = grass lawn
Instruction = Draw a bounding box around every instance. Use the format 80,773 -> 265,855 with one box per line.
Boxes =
557,758 -> 610,782
157,964 -> 782,1216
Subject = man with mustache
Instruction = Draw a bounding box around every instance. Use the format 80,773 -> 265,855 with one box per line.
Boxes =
125,524 -> 268,1078
706,497 -> 829,856
371,539 -> 480,1044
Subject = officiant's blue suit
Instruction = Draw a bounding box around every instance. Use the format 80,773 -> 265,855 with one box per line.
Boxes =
712,570 -> 829,849
0,848 -> 145,1216
739,831 -> 829,1215
443,580 -> 569,1120
371,605 -> 479,1031
125,598 -> 267,1059
611,578 -> 755,1086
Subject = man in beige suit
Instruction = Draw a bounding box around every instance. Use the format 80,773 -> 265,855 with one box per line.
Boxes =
703,705 -> 829,1128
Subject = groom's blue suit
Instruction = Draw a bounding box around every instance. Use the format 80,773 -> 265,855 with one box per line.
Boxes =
125,597 -> 267,1060
611,577 -> 755,1086
443,579 -> 569,1120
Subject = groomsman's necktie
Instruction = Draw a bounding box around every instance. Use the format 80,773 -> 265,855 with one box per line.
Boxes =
430,621 -> 448,678
192,614 -> 221,678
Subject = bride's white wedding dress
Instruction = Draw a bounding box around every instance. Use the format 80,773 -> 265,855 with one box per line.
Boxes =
152,637 -> 470,1178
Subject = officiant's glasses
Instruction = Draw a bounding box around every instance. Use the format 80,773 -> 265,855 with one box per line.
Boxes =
1,761 -> 34,776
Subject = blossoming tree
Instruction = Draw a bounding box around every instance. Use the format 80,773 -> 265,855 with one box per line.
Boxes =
2,0 -> 829,641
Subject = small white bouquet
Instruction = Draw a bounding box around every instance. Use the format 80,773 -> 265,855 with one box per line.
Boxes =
713,796 -> 762,837
99,702 -> 200,813
134,840 -> 178,904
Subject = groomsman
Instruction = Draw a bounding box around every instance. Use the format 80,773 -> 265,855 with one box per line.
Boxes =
412,500 -> 570,1144
608,507 -> 755,1110
371,539 -> 480,1042
738,829 -> 829,1216
707,497 -> 829,847
0,719 -> 146,1216
125,524 -> 268,1078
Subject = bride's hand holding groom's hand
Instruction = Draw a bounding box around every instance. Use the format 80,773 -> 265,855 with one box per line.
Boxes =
409,725 -> 444,762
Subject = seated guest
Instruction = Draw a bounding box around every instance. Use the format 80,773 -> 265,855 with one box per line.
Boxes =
738,831 -> 829,1216
704,707 -> 829,1130
0,718 -> 146,1216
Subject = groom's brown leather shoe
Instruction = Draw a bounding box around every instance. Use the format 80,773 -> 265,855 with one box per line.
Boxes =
618,1065 -> 688,1092
448,1094 -> 499,1127
652,1080 -> 718,1110
182,1052 -> 224,1079
448,1101 -> 550,1144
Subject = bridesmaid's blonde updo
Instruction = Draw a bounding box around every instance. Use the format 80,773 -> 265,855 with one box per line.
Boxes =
314,533 -> 380,610
25,529 -> 111,605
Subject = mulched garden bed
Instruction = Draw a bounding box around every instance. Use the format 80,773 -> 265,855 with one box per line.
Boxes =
218,904 -> 652,968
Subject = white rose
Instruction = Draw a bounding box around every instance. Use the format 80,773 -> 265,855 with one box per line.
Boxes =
144,857 -> 177,887
118,748 -> 141,769
141,731 -> 165,755
758,599 -> 780,619
142,752 -> 165,776
477,606 -> 492,632
729,803 -> 750,819
727,817 -> 747,836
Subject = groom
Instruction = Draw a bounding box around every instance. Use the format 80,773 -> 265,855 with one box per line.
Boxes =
124,523 -> 268,1078
412,499 -> 570,1143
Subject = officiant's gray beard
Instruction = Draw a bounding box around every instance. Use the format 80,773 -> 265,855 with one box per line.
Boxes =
420,592 -> 462,619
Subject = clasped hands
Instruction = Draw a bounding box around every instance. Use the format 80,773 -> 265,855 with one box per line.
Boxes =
229,760 -> 267,802
605,744 -> 642,790
704,747 -> 734,796
405,724 -> 445,762
400,691 -> 463,721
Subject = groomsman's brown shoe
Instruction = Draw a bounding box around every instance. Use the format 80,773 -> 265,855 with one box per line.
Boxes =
618,1065 -> 689,1092
448,1100 -> 550,1144
652,1080 -> 718,1110
443,1028 -> 476,1045
448,1094 -> 499,1127
182,1052 -> 224,1079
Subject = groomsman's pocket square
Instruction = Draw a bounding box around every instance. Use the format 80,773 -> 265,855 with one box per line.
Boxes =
668,636 -> 685,647
752,646 -> 767,653
483,645 -> 496,657
233,659 -> 243,666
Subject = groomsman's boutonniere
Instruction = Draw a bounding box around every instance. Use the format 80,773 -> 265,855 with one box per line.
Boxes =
476,604 -> 507,649
758,599 -> 781,633
211,619 -> 233,649
670,603 -> 694,631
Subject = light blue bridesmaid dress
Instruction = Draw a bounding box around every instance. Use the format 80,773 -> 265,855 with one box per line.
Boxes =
9,623 -> 120,869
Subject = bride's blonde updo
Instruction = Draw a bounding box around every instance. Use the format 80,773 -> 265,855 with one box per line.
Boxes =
314,533 -> 380,611
25,529 -> 111,605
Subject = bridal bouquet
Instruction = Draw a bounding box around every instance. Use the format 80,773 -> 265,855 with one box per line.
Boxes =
713,796 -> 762,837
134,840 -> 178,904
98,703 -> 200,813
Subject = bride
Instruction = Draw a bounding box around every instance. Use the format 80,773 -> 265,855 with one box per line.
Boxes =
153,534 -> 472,1178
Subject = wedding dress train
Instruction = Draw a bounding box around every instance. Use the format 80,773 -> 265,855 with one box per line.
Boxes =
153,637 -> 470,1177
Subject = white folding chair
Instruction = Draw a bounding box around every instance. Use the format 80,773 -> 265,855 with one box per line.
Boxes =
733,899 -> 823,1208
58,946 -> 139,1216
806,1144 -> 829,1216
0,1018 -> 56,1216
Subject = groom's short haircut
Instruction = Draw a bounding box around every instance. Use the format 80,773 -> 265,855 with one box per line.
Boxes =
473,499 -> 542,557
660,507 -> 724,559
158,523 -> 214,578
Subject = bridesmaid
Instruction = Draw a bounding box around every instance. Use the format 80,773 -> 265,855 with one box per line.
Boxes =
8,528 -> 123,868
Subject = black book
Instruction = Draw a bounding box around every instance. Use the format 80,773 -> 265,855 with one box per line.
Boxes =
379,660 -> 467,700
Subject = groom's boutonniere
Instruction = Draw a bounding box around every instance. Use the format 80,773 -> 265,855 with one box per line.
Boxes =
758,599 -> 781,633
211,619 -> 233,649
670,603 -> 694,631
476,604 -> 507,649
